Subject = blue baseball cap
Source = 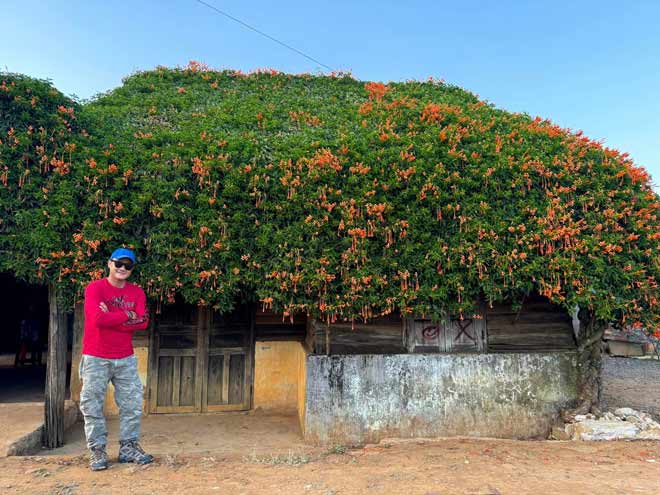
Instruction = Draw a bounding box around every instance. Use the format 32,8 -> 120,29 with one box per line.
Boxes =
109,248 -> 136,263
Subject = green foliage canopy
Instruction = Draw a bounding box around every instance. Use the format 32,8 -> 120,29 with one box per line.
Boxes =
0,74 -> 83,293
1,65 -> 659,330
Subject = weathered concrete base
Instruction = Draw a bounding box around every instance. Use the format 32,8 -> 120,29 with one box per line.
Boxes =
304,353 -> 578,445
5,401 -> 79,456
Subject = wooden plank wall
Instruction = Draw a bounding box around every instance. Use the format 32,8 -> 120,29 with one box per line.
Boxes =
147,296 -> 576,357
486,297 -> 576,352
307,296 -> 576,355
309,314 -> 406,355
255,308 -> 306,341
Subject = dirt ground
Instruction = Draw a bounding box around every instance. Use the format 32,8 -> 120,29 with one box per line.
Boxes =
2,438 -> 660,495
45,413 -> 316,458
2,398 -> 659,494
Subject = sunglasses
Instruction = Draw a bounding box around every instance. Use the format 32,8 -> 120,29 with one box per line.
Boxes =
111,259 -> 135,270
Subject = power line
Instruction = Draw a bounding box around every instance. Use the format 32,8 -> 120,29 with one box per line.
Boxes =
194,0 -> 334,72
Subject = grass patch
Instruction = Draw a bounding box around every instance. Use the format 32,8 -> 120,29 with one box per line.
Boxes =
244,450 -> 312,466
324,444 -> 349,455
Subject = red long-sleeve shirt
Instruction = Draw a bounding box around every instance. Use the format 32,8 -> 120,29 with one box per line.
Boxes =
82,278 -> 149,359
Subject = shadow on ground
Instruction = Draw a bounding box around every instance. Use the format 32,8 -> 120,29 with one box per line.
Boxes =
42,412 -> 314,459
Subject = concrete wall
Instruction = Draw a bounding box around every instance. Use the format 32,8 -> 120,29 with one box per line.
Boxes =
602,356 -> 660,419
304,352 -> 578,445
5,400 -> 79,456
254,341 -> 306,414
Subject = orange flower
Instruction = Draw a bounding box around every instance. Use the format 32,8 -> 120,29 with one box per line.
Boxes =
358,102 -> 373,115
364,82 -> 388,101
347,227 -> 367,238
57,105 -> 75,115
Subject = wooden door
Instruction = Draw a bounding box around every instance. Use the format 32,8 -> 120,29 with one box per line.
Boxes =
203,304 -> 254,412
149,303 -> 254,414
149,303 -> 201,413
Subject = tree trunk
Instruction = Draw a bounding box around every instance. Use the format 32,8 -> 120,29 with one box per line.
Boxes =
43,283 -> 68,449
563,309 -> 605,421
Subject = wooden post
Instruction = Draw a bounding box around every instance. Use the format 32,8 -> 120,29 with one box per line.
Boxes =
43,283 -> 68,449
147,303 -> 159,414
196,305 -> 210,412
325,321 -> 331,355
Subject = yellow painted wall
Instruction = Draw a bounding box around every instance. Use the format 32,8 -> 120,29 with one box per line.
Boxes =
70,352 -> 83,403
103,346 -> 149,416
254,341 -> 305,414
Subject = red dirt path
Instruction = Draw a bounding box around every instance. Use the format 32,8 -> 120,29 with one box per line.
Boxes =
2,438 -> 659,494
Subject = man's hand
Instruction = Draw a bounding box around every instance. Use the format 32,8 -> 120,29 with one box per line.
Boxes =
99,302 -> 109,313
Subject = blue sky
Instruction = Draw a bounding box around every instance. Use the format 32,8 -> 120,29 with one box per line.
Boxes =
3,1 -> 659,192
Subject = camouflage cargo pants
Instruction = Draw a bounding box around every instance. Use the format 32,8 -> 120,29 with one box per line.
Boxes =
79,354 -> 143,449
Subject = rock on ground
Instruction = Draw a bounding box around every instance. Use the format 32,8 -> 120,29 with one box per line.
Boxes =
551,407 -> 660,441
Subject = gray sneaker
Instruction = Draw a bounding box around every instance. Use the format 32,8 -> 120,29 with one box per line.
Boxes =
118,440 -> 154,465
89,445 -> 108,471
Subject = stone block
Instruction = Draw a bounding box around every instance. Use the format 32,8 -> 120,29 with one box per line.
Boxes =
638,428 -> 660,440
573,420 -> 640,441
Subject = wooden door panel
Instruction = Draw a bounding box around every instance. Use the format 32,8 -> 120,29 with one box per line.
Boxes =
178,356 -> 196,406
445,317 -> 485,352
228,353 -> 245,404
206,354 -> 224,406
405,313 -> 485,353
154,355 -> 198,412
156,356 -> 174,407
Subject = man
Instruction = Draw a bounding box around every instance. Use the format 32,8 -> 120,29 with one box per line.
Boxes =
80,247 -> 153,471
